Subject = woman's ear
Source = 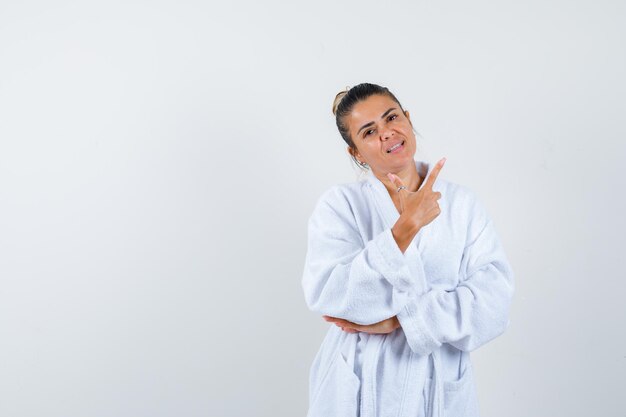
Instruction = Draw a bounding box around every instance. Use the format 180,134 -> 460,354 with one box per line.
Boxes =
404,110 -> 412,125
347,146 -> 365,164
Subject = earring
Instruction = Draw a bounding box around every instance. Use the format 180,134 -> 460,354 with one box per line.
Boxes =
359,160 -> 369,168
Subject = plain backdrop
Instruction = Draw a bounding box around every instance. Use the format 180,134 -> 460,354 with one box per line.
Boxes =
1,0 -> 625,416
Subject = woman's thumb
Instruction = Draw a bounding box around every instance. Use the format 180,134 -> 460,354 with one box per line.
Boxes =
387,173 -> 404,188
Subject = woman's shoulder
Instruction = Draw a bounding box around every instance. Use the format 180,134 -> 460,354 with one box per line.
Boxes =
307,180 -> 372,226
313,179 -> 370,207
440,178 -> 493,232
438,178 -> 479,206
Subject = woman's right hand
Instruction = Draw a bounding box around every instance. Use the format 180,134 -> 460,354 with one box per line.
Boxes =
387,157 -> 446,234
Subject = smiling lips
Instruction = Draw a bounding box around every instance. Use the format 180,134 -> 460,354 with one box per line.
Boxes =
386,140 -> 405,154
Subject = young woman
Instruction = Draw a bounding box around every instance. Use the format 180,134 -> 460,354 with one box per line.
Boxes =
301,83 -> 515,417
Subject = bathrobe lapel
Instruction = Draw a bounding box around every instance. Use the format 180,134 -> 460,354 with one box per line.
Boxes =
364,159 -> 446,417
365,158 -> 435,296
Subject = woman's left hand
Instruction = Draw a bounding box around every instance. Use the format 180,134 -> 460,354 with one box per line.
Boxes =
322,315 -> 400,334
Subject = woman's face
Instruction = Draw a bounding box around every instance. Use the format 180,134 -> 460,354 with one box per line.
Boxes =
346,94 -> 417,175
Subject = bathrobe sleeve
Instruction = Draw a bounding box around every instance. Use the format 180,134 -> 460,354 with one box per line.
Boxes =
397,190 -> 515,356
302,186 -> 417,325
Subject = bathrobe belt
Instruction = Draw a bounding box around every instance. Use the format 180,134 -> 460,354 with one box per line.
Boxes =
359,336 -> 445,417
360,334 -> 385,417
429,349 -> 444,417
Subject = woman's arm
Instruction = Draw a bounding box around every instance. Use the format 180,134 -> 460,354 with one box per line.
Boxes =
396,193 -> 515,356
301,186 -> 423,325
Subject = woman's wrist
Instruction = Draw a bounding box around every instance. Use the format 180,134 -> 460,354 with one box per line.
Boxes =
391,216 -> 421,252
393,316 -> 401,330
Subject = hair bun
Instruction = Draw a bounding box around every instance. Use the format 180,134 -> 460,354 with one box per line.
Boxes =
332,86 -> 350,116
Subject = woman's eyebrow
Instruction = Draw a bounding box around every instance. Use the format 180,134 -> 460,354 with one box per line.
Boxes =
357,107 -> 397,136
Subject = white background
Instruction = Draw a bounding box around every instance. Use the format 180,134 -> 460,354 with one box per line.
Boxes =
1,0 -> 625,416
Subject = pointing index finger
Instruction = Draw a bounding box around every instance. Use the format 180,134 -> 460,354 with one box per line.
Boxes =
424,157 -> 446,190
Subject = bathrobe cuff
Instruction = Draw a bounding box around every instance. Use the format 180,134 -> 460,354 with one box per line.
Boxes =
370,228 -> 415,292
396,296 -> 441,356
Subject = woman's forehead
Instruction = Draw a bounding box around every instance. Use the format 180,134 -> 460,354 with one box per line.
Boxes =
350,95 -> 398,121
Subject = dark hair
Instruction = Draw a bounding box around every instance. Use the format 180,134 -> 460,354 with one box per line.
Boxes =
332,83 -> 407,170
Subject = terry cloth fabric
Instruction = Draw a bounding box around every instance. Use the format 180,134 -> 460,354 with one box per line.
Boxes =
302,159 -> 515,417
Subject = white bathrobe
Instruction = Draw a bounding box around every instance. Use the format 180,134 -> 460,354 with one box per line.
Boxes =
301,159 -> 515,417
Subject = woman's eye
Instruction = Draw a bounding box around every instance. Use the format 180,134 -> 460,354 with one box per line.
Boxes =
364,115 -> 396,138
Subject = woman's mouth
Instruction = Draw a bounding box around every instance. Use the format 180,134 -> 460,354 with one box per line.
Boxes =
386,140 -> 405,154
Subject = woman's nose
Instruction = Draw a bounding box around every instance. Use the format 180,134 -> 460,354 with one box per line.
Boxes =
380,126 -> 394,140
